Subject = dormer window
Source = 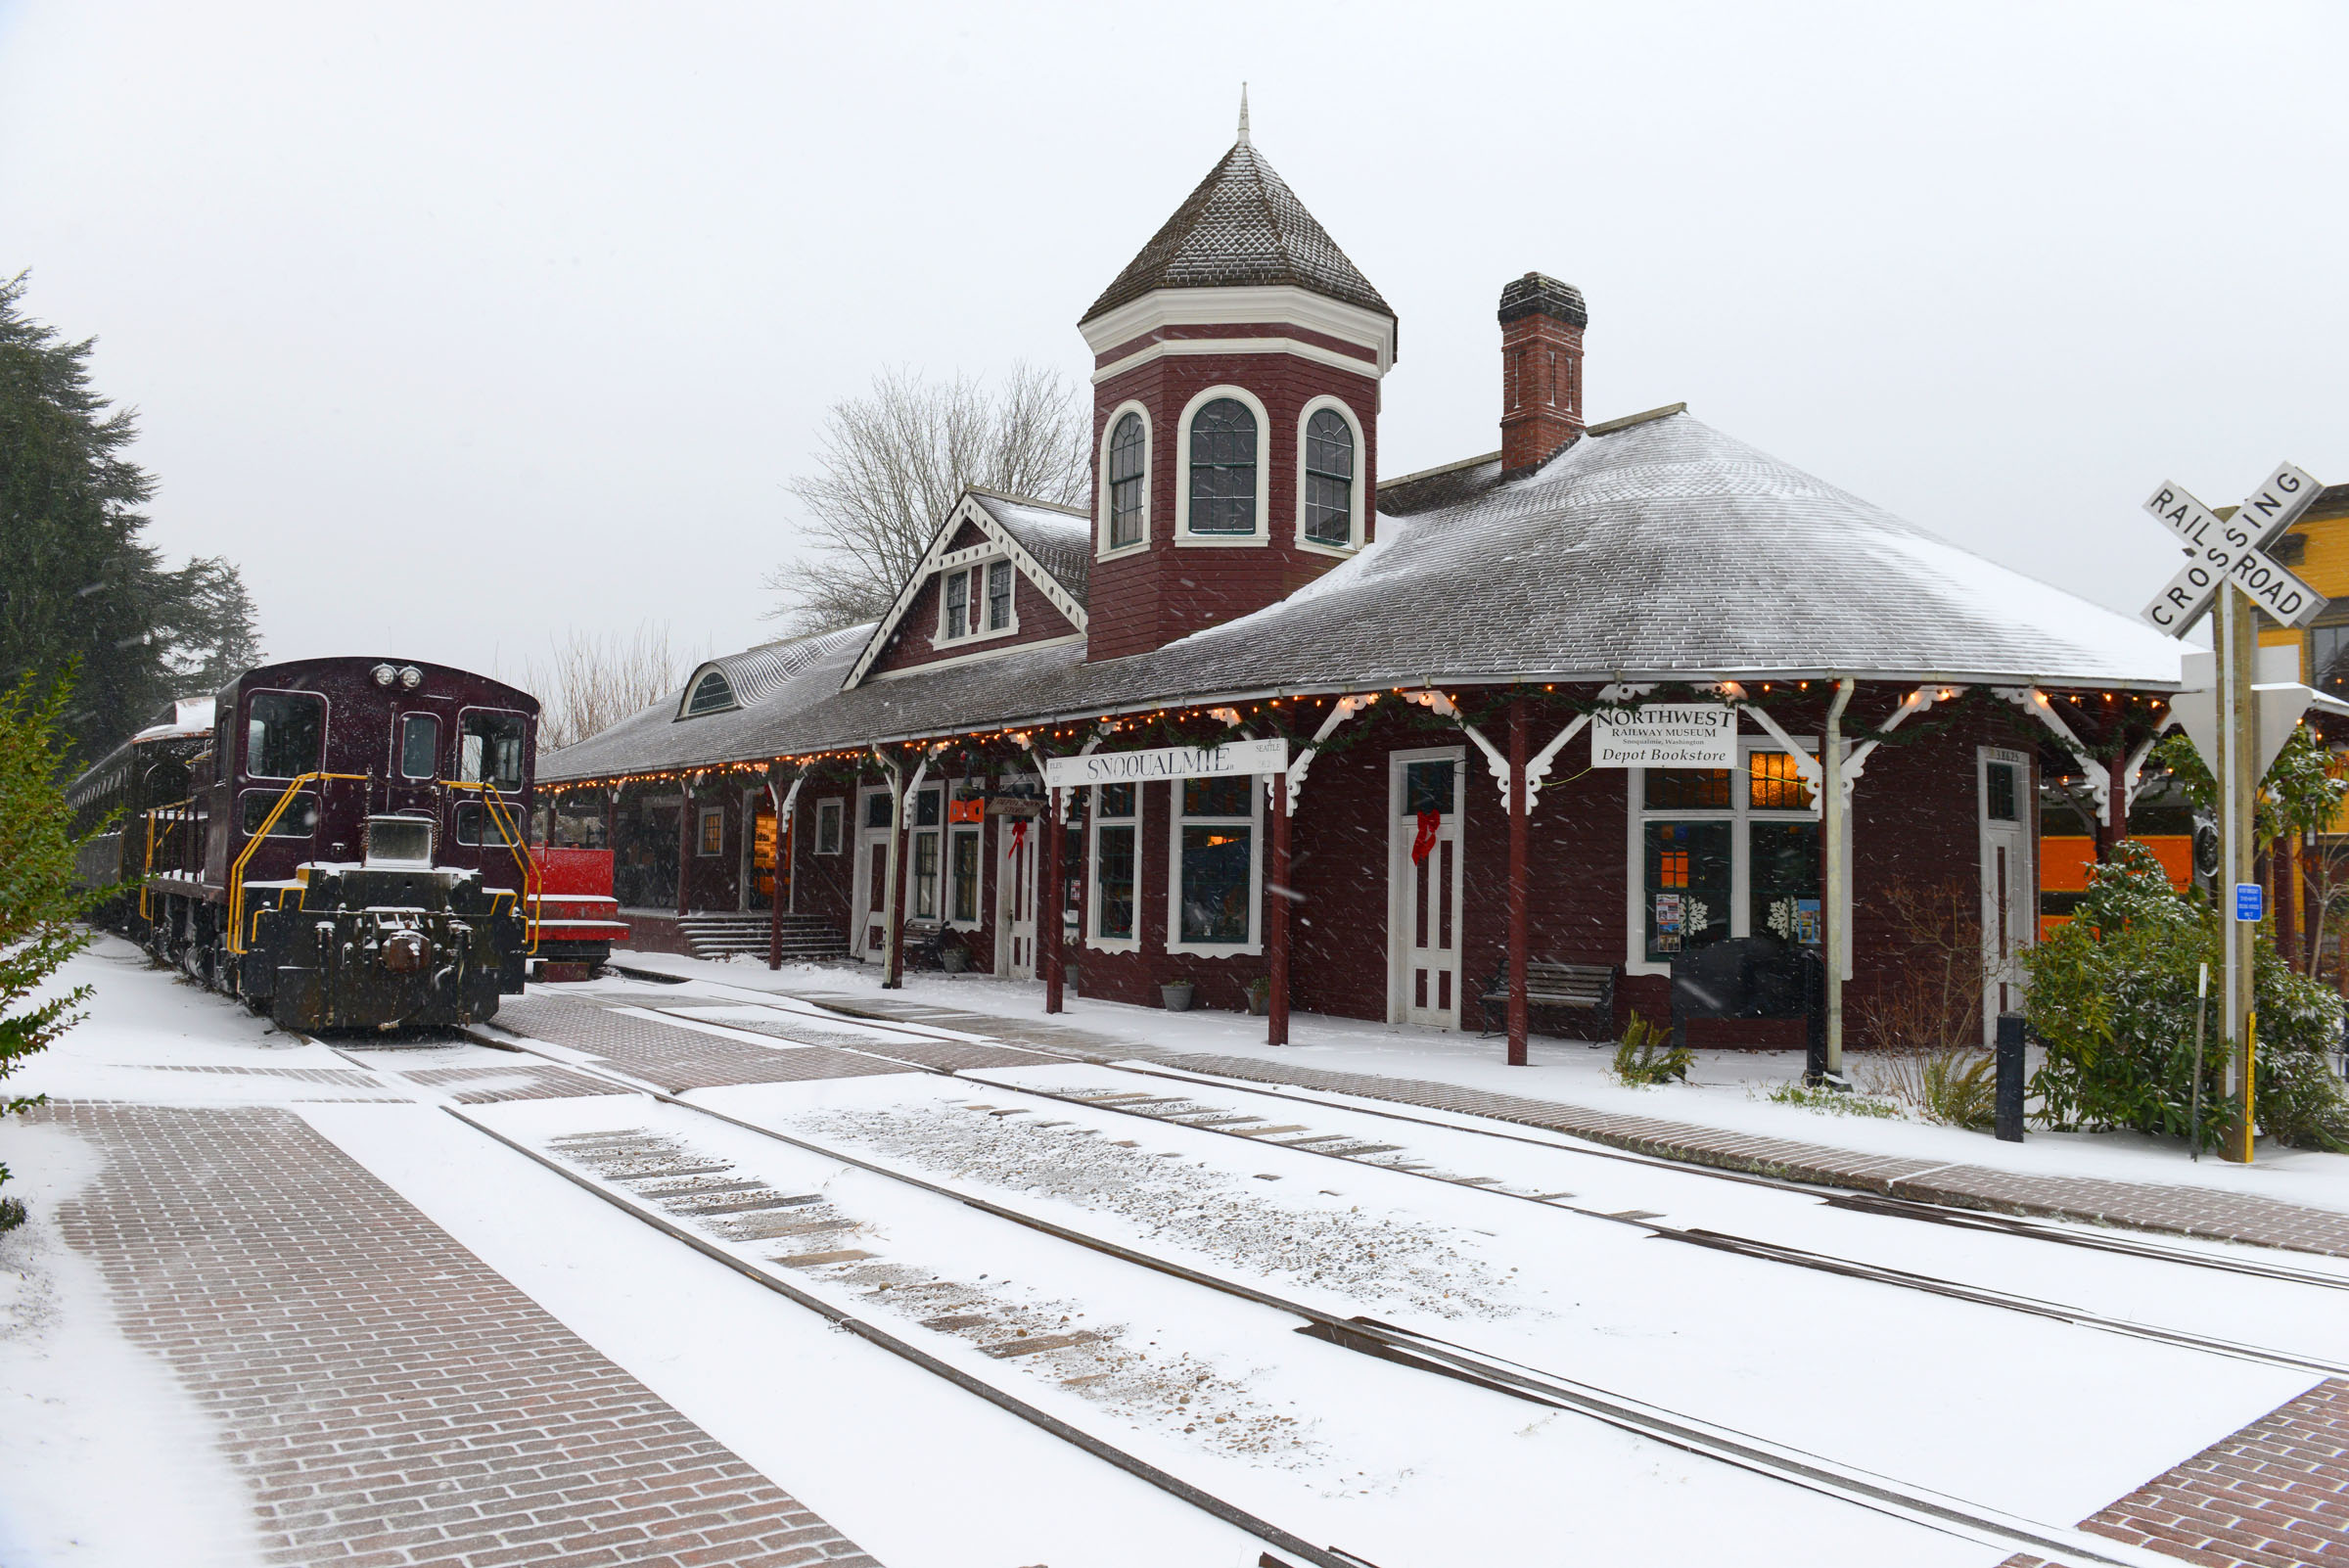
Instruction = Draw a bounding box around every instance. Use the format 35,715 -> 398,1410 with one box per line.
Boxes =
1303,408 -> 1354,547
684,669 -> 736,715
943,570 -> 969,640
1108,413 -> 1146,548
1187,397 -> 1258,534
987,561 -> 1012,630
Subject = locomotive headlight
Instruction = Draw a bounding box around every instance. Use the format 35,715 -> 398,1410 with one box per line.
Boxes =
372,664 -> 396,686
398,666 -> 422,689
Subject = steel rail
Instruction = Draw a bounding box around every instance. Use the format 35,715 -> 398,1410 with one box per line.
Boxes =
783,992 -> 2349,1297
450,1023 -> 2176,1567
562,986 -> 2349,1335
439,1103 -> 1365,1568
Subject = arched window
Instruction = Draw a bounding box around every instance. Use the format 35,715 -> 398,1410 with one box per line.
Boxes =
1187,397 -> 1258,534
1303,408 -> 1355,546
1108,414 -> 1146,549
685,669 -> 735,715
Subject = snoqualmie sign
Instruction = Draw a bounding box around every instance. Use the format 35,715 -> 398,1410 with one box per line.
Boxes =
1590,705 -> 1738,767
1043,737 -> 1289,790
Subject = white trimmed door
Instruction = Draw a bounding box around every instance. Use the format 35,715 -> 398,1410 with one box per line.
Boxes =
854,787 -> 892,961
1389,748 -> 1466,1029
997,812 -> 1037,980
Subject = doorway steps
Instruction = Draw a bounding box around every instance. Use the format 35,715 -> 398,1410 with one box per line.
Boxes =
674,912 -> 849,962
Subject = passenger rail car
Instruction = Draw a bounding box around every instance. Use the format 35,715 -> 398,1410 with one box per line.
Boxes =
69,658 -> 540,1031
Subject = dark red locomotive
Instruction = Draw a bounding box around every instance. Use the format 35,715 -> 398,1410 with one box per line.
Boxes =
79,657 -> 542,1030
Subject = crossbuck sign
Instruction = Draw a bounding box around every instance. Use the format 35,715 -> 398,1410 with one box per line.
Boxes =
2140,461 -> 2326,633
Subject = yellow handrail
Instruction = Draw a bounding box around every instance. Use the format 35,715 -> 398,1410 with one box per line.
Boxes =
139,798 -> 195,922
444,779 -> 539,953
227,772 -> 368,954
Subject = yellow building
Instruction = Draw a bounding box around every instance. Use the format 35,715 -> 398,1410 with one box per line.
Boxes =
2254,481 -> 2349,985
2258,481 -> 2349,685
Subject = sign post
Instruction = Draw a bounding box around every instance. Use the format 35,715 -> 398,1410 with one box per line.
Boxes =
2138,463 -> 2326,1163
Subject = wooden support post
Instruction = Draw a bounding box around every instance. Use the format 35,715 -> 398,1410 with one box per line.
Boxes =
675,780 -> 693,918
1822,678 -> 1855,1079
887,801 -> 908,991
1507,696 -> 1529,1067
1268,771 -> 1291,1046
766,767 -> 790,972
1043,785 -> 1065,1014
2221,586 -> 2257,1161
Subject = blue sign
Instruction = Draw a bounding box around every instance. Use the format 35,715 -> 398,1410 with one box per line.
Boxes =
2234,882 -> 2265,922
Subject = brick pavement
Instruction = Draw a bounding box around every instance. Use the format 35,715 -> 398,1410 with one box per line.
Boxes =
786,990 -> 2349,1260
490,993 -> 1066,1092
1995,1377 -> 2349,1567
41,1101 -> 880,1567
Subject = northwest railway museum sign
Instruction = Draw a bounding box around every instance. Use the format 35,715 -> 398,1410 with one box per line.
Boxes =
1589,704 -> 1739,768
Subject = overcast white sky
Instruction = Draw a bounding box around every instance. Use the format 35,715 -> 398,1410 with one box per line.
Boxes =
3,2 -> 2343,686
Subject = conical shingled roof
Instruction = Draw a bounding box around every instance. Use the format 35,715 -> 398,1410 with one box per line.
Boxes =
1081,140 -> 1393,324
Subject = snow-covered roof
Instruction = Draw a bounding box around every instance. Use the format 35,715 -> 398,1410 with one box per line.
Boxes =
968,489 -> 1090,602
130,696 -> 217,745
539,410 -> 2181,785
1081,138 -> 1392,326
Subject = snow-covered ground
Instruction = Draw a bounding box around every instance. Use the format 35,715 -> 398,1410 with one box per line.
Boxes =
624,946 -> 2349,1217
5,937 -> 2347,1567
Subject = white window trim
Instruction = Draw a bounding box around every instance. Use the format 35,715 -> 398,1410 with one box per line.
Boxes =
944,820 -> 986,931
1096,400 -> 1152,561
1085,783 -> 1142,953
1294,393 -> 1366,558
1166,774 -> 1264,956
1622,736 -> 1848,978
1174,384 -> 1272,548
907,784 -> 944,923
930,555 -> 1024,650
813,797 -> 844,856
696,806 -> 725,858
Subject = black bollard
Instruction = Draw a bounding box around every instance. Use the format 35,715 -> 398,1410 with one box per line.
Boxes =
1995,1012 -> 2026,1142
1803,947 -> 1827,1085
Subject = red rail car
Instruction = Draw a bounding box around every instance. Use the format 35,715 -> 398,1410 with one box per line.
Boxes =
529,846 -> 629,974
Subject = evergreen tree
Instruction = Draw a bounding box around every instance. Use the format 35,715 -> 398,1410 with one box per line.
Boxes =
0,273 -> 261,764
0,670 -> 107,1229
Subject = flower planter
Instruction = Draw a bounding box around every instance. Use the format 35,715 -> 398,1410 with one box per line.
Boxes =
1246,978 -> 1271,1017
940,946 -> 969,974
1161,981 -> 1195,1012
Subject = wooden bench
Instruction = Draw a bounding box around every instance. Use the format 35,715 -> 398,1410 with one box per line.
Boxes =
1479,960 -> 1616,1038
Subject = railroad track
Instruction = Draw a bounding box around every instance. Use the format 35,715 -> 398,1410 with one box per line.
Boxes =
782,987 -> 2349,1298
392,1005 -> 2234,1568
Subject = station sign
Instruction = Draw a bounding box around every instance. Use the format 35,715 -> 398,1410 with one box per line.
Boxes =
1044,737 -> 1289,790
1589,705 -> 1738,768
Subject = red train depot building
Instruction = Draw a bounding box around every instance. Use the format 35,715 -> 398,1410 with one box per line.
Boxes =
538,119 -> 2185,1060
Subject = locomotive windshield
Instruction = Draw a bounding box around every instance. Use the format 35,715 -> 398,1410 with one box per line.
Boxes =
459,710 -> 527,791
247,691 -> 325,779
398,714 -> 439,779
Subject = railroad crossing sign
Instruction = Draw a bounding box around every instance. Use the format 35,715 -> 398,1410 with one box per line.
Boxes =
2140,461 -> 2326,634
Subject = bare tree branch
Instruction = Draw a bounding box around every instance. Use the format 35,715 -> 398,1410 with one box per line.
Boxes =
764,362 -> 1088,634
525,623 -> 691,754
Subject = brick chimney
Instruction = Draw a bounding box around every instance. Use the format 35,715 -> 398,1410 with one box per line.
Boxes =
1497,272 -> 1587,472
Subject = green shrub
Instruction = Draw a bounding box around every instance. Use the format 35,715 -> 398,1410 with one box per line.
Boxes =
1921,1051 -> 1998,1130
1767,1080 -> 1900,1118
2023,840 -> 2349,1150
1612,1011 -> 1692,1085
